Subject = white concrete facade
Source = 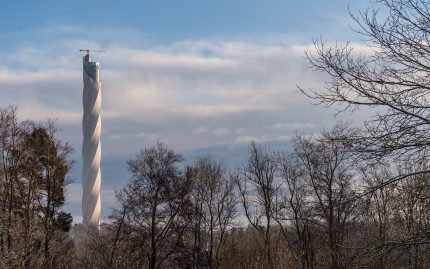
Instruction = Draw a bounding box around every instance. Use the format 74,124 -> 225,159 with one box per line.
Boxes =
82,53 -> 101,227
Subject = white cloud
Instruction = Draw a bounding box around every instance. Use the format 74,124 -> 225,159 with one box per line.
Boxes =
98,43 -> 313,121
1,36 -> 340,152
234,134 -> 293,145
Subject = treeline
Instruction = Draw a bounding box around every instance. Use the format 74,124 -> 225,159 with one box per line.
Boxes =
0,107 -> 430,268
0,105 -> 429,269
74,124 -> 429,269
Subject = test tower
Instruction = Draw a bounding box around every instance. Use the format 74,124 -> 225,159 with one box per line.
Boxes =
81,50 -> 102,227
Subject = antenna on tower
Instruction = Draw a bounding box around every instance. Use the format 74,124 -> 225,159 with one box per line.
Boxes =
79,49 -> 106,54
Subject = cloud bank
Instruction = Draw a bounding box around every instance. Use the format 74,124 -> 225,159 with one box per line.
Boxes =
0,28 -> 360,222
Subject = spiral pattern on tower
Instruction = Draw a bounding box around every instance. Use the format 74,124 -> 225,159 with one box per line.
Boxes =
82,53 -> 101,227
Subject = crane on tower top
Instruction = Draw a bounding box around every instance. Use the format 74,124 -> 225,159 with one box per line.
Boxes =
79,49 -> 106,54
80,49 -> 105,64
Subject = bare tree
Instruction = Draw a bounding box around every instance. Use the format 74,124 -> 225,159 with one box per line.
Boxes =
188,156 -> 237,269
236,141 -> 284,269
391,161 -> 430,268
293,125 -> 359,269
301,0 -> 430,172
357,162 -> 399,268
112,141 -> 192,269
278,152 -> 315,269
354,160 -> 430,269
300,0 -> 430,261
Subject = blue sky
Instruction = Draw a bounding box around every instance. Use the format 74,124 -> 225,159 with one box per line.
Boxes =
2,2 -> 357,36
0,0 -> 370,223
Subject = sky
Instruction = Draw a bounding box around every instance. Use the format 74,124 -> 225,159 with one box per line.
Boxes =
0,0 -> 371,223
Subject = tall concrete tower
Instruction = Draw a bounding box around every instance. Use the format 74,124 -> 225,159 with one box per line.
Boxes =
82,51 -> 101,227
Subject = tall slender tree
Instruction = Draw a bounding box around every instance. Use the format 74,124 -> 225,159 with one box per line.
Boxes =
188,156 -> 237,268
22,122 -> 73,268
236,141 -> 283,269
